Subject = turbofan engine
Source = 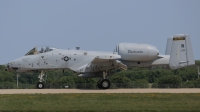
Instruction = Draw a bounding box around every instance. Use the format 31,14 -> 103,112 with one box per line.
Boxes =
115,43 -> 159,61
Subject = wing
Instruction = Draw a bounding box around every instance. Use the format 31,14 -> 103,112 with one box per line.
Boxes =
75,55 -> 127,73
91,55 -> 120,63
90,55 -> 127,70
77,56 -> 127,78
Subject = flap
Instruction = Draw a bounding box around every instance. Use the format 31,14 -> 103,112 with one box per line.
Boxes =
115,60 -> 127,70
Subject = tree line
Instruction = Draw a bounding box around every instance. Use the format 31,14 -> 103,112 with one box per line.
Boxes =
0,60 -> 200,88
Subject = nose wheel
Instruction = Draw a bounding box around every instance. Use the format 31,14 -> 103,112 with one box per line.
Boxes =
37,82 -> 45,89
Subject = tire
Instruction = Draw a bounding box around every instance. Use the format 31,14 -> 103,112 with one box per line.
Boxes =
100,79 -> 110,89
37,82 -> 45,89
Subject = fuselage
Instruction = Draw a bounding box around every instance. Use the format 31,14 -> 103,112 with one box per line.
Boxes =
7,49 -> 120,72
7,48 -> 170,73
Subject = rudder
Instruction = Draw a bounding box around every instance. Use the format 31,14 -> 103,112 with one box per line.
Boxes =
169,34 -> 195,69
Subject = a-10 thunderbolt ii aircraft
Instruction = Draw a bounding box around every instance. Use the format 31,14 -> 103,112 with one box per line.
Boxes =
5,34 -> 195,89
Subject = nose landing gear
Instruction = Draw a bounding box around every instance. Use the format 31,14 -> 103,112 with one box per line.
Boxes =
37,71 -> 45,89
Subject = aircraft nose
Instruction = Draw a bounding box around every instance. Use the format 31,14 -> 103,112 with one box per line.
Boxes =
5,62 -> 17,71
5,58 -> 22,71
4,64 -> 9,71
5,62 -> 12,71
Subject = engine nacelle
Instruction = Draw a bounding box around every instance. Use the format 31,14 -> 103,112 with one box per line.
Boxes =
116,43 -> 159,61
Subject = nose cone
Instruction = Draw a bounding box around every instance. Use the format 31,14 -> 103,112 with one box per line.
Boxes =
6,58 -> 22,71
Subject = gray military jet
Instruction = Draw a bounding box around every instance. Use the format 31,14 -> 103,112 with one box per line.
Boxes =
5,34 -> 195,89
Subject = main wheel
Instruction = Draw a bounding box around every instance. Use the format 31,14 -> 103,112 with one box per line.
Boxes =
100,79 -> 110,89
37,82 -> 45,89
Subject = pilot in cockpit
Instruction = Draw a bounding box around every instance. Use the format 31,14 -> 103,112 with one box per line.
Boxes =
40,47 -> 44,53
46,47 -> 49,52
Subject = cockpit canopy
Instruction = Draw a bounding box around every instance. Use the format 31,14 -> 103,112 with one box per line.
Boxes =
25,46 -> 57,56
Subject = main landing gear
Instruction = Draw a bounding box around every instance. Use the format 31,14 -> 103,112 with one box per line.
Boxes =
37,71 -> 45,89
97,71 -> 111,89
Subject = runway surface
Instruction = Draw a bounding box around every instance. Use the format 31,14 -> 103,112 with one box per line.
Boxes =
0,89 -> 200,94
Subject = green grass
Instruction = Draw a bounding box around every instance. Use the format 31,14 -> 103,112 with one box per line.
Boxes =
0,93 -> 200,112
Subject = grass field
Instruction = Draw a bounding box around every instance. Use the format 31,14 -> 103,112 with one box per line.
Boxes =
0,93 -> 200,112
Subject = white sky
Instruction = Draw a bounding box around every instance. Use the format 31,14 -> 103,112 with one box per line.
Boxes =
0,0 -> 200,64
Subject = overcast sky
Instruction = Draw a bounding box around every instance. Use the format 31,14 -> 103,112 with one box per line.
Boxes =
0,0 -> 200,64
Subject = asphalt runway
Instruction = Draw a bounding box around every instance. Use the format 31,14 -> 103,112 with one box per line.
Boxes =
0,89 -> 200,94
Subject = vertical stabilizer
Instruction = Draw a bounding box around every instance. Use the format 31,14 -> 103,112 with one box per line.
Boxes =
169,34 -> 195,69
165,36 -> 173,55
